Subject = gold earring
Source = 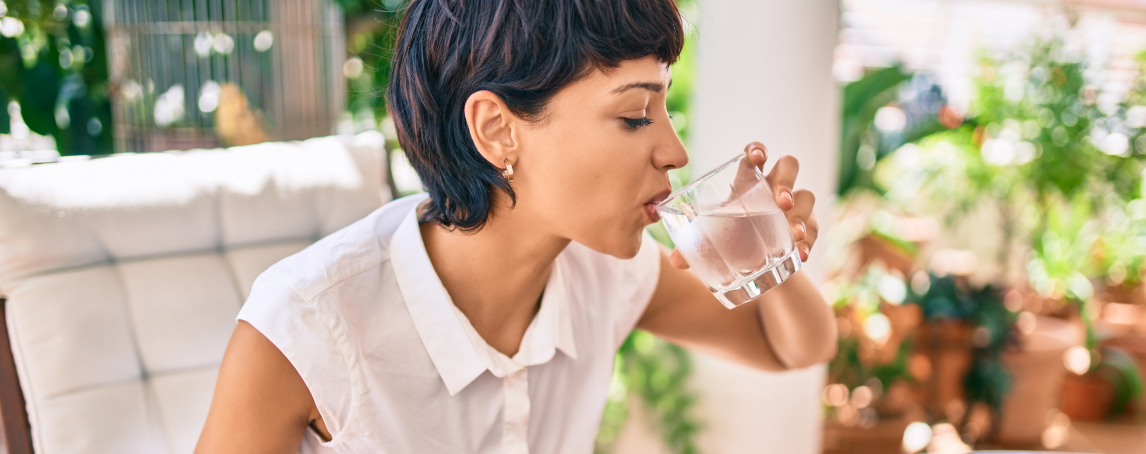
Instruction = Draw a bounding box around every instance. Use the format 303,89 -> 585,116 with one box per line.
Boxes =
502,159 -> 514,183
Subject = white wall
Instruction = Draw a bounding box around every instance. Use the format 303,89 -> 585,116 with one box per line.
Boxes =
689,0 -> 839,452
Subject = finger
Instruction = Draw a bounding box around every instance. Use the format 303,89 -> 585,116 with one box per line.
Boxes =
744,142 -> 768,169
786,189 -> 815,241
669,248 -> 691,269
766,155 -> 799,210
729,143 -> 768,201
797,240 -> 812,262
797,214 -> 820,262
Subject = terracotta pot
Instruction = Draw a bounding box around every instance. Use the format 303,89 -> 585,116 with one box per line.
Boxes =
873,303 -> 922,365
911,320 -> 974,416
873,380 -> 917,417
995,316 -> 1084,447
1060,372 -> 1114,420
857,234 -> 915,278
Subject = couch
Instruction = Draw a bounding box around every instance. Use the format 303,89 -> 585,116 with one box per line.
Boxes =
0,132 -> 392,454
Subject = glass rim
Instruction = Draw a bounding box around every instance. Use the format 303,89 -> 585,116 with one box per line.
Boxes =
656,152 -> 751,209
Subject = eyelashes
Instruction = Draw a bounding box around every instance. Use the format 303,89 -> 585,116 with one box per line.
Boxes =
622,117 -> 654,129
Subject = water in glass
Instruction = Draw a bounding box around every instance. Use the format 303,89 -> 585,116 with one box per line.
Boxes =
658,154 -> 801,309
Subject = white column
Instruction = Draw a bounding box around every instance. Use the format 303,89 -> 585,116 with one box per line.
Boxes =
689,0 -> 839,453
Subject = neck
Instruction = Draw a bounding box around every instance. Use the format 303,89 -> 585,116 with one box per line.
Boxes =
419,193 -> 570,357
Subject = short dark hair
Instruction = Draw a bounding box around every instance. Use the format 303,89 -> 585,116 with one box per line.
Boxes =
388,0 -> 685,231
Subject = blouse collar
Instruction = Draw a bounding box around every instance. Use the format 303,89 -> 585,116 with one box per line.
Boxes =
389,195 -> 577,395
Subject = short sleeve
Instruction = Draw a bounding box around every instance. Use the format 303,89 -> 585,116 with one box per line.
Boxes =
611,230 -> 663,349
236,273 -> 356,445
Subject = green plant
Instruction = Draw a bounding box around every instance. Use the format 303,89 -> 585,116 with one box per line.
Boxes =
596,331 -> 702,454
859,28 -> 1146,428
337,0 -> 402,123
824,266 -> 914,405
838,66 -> 958,197
1094,198 -> 1146,289
1099,346 -> 1145,417
1026,193 -> 1102,342
976,36 -> 1145,278
908,274 -> 1016,413
876,33 -> 1146,269
0,0 -> 113,154
838,65 -> 911,196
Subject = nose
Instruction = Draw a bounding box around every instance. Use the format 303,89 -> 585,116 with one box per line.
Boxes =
653,122 -> 689,171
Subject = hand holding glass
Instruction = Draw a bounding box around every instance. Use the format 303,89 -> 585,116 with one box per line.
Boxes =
657,153 -> 801,309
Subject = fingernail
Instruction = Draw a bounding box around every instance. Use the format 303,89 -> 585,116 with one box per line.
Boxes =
800,246 -> 809,261
751,148 -> 764,159
796,223 -> 806,238
780,191 -> 793,203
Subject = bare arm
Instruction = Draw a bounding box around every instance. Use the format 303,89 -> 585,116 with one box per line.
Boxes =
195,321 -> 330,454
637,144 -> 837,370
638,249 -> 836,370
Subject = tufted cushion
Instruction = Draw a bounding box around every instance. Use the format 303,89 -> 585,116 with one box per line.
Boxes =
0,132 -> 391,454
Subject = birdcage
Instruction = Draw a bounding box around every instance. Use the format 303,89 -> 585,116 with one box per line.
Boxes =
103,0 -> 345,152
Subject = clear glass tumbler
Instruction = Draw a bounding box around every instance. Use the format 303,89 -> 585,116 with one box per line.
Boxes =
657,153 -> 802,309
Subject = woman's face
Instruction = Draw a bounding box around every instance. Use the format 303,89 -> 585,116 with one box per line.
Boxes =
508,56 -> 688,258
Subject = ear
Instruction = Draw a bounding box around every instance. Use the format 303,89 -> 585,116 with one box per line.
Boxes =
464,90 -> 519,169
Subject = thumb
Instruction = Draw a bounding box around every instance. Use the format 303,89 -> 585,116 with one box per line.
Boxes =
728,143 -> 768,201
669,248 -> 691,269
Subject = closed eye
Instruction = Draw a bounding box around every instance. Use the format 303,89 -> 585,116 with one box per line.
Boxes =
622,117 -> 654,129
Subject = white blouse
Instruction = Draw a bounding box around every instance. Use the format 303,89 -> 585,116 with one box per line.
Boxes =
236,193 -> 662,453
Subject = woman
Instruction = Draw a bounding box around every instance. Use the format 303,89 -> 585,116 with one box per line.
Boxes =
195,0 -> 835,452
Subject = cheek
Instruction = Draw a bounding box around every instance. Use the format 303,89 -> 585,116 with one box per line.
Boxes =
525,126 -> 647,235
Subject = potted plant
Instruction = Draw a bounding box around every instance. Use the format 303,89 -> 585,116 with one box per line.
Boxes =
1061,346 -> 1145,421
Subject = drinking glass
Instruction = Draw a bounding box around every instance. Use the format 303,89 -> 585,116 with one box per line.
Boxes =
657,153 -> 802,309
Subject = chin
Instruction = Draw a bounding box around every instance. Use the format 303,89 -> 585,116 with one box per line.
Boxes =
584,229 -> 644,260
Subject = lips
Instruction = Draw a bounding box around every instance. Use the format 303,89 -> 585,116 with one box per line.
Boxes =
643,189 -> 671,223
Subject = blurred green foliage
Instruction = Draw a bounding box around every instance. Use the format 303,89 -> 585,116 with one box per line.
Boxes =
869,33 -> 1146,300
825,266 -> 915,392
1100,346 -> 1145,416
911,274 -> 1015,413
852,29 -> 1146,422
838,66 -> 953,196
968,37 -> 1145,293
335,0 -> 402,122
596,331 -> 702,454
838,65 -> 911,195
0,0 -> 113,154
971,39 -> 1142,202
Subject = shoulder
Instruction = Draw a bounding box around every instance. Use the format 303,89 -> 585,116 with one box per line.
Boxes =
229,195 -> 431,443
254,194 -> 426,302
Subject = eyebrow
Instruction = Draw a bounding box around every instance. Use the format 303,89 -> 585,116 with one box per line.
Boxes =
611,79 -> 673,94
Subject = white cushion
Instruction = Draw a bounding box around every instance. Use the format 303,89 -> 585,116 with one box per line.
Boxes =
5,266 -> 141,399
149,368 -> 219,454
0,132 -> 390,454
118,254 -> 241,373
35,380 -> 163,454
